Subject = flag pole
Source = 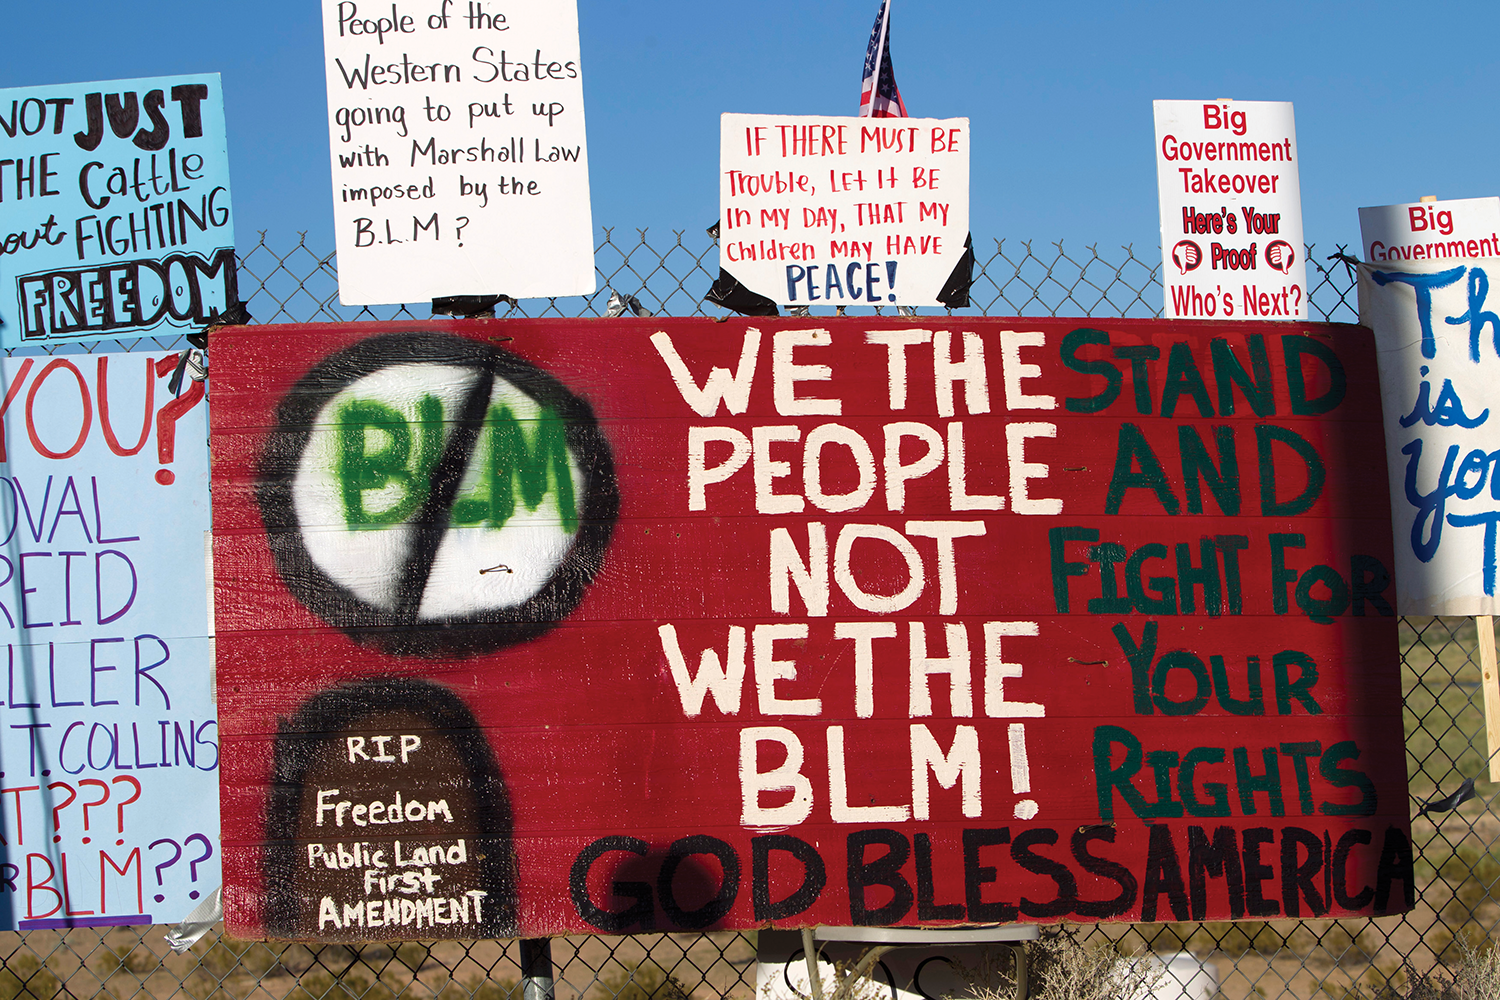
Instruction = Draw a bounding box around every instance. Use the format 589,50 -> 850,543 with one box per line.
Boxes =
1480,614 -> 1500,782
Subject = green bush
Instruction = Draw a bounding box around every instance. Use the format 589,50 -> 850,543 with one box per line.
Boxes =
591,962 -> 691,1000
432,975 -> 522,1000
0,954 -> 60,1000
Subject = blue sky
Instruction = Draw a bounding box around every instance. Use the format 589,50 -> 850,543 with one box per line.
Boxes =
2,1 -> 1495,261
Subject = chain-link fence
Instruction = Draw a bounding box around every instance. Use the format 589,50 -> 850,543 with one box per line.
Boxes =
232,229 -> 1359,326
0,231 -> 1490,1000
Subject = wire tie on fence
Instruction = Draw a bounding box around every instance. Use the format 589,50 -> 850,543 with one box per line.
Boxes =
1417,776 -> 1477,819
1417,734 -> 1500,821
433,295 -> 513,319
1327,249 -> 1361,284
605,290 -> 652,317
164,885 -> 223,953
167,350 -> 194,397
1416,738 -> 1500,821
186,350 -> 208,384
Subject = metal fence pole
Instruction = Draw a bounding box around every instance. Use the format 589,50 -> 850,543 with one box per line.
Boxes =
520,937 -> 555,1000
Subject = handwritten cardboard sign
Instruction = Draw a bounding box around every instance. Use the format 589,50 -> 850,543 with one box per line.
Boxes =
0,75 -> 236,347
1155,100 -> 1305,321
719,115 -> 969,307
0,350 -> 217,928
212,317 -> 1408,940
1359,256 -> 1500,613
321,0 -> 594,305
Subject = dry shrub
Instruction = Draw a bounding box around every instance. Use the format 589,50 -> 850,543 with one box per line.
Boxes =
945,928 -> 1165,1000
1353,943 -> 1500,999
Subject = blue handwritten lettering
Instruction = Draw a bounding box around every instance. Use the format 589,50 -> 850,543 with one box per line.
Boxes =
1402,438 -> 1459,562
1446,511 -> 1500,596
1399,367 -> 1489,429
1373,266 -> 1465,359
1402,437 -> 1500,589
1443,267 -> 1500,362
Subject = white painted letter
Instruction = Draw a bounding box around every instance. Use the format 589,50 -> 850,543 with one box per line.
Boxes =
909,622 -> 972,717
946,422 -> 1004,511
753,425 -> 805,514
933,331 -> 990,417
865,329 -> 932,410
983,621 -> 1044,718
659,624 -> 747,716
834,524 -> 924,613
1006,422 -> 1062,515
652,329 -> 760,416
999,331 -> 1056,410
1008,723 -> 1032,794
883,421 -> 944,510
804,423 -> 876,512
687,427 -> 750,511
773,329 -> 841,415
835,621 -> 898,718
770,524 -> 828,617
828,726 -> 910,823
754,623 -> 821,716
911,724 -> 981,819
906,520 -> 986,615
740,727 -> 813,827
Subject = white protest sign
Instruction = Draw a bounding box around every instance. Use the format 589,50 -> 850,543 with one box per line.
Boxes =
1154,100 -> 1305,320
719,114 -> 969,307
1360,197 -> 1500,266
1359,257 -> 1500,614
321,0 -> 594,305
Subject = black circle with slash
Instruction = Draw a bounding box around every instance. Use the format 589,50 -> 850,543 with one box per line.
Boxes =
256,332 -> 618,658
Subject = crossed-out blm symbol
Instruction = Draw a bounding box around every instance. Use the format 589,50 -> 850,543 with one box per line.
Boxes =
255,332 -> 618,657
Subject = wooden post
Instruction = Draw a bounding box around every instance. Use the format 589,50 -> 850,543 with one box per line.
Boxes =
800,927 -> 823,1000
1480,615 -> 1500,782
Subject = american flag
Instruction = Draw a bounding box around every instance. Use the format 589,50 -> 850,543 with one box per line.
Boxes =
858,1 -> 907,118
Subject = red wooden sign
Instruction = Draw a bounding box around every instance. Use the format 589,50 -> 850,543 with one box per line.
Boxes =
211,318 -> 1410,940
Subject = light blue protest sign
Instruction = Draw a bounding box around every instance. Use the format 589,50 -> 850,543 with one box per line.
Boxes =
0,349 -> 216,929
0,75 -> 236,348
